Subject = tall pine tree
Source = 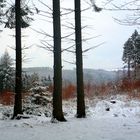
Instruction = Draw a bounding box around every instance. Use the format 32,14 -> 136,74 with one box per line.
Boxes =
13,0 -> 23,118
0,0 -> 34,118
52,0 -> 66,122
74,0 -> 86,118
122,30 -> 140,79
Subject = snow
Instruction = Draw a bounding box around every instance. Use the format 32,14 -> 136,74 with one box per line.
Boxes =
1,95 -> 140,140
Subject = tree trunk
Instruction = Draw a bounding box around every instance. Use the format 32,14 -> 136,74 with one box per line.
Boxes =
134,61 -> 137,79
128,57 -> 131,79
74,0 -> 86,118
13,0 -> 22,118
52,0 -> 66,122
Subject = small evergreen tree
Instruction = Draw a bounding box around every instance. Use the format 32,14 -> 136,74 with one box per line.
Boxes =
22,72 -> 41,91
0,50 -> 14,92
41,75 -> 52,87
22,73 -> 32,92
30,73 -> 40,86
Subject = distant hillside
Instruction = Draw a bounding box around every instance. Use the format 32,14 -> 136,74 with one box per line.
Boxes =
23,67 -> 53,78
23,67 -> 122,85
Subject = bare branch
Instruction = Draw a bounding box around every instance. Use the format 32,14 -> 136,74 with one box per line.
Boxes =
37,18 -> 52,24
63,49 -> 75,53
30,27 -> 53,38
61,7 -> 74,16
63,59 -> 75,65
37,43 -> 53,52
37,9 -> 52,15
38,0 -> 52,11
82,35 -> 101,42
22,44 -> 34,50
103,7 -> 140,11
62,44 -> 75,52
114,17 -> 140,26
62,23 -> 75,30
8,45 -> 15,50
62,32 -> 75,39
82,5 -> 92,12
83,42 -> 105,53
37,13 -> 52,19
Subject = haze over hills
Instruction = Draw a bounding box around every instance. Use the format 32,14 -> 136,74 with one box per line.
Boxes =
23,67 -> 122,85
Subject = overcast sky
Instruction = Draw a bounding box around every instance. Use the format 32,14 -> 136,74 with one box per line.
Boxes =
0,0 -> 139,70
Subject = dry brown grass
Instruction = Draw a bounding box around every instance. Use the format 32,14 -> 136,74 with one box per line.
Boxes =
0,91 -> 14,105
1,79 -> 140,105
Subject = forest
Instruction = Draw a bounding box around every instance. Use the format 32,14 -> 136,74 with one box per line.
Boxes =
0,0 -> 140,140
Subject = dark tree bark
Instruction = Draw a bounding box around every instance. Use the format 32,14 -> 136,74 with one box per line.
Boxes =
13,0 -> 22,118
74,0 -> 86,118
128,57 -> 131,79
134,61 -> 137,79
52,0 -> 66,122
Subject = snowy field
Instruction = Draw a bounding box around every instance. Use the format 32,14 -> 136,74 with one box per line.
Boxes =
1,95 -> 140,140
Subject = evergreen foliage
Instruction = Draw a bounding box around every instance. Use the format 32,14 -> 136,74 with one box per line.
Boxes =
0,50 -> 14,92
0,0 -> 34,28
0,0 -> 6,25
122,30 -> 140,78
123,38 -> 134,66
4,4 -> 33,29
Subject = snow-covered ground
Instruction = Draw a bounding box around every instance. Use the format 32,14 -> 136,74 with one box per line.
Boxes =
1,95 -> 140,140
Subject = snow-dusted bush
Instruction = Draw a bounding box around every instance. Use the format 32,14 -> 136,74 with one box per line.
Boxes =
23,86 -> 52,117
28,86 -> 52,105
0,105 -> 13,120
